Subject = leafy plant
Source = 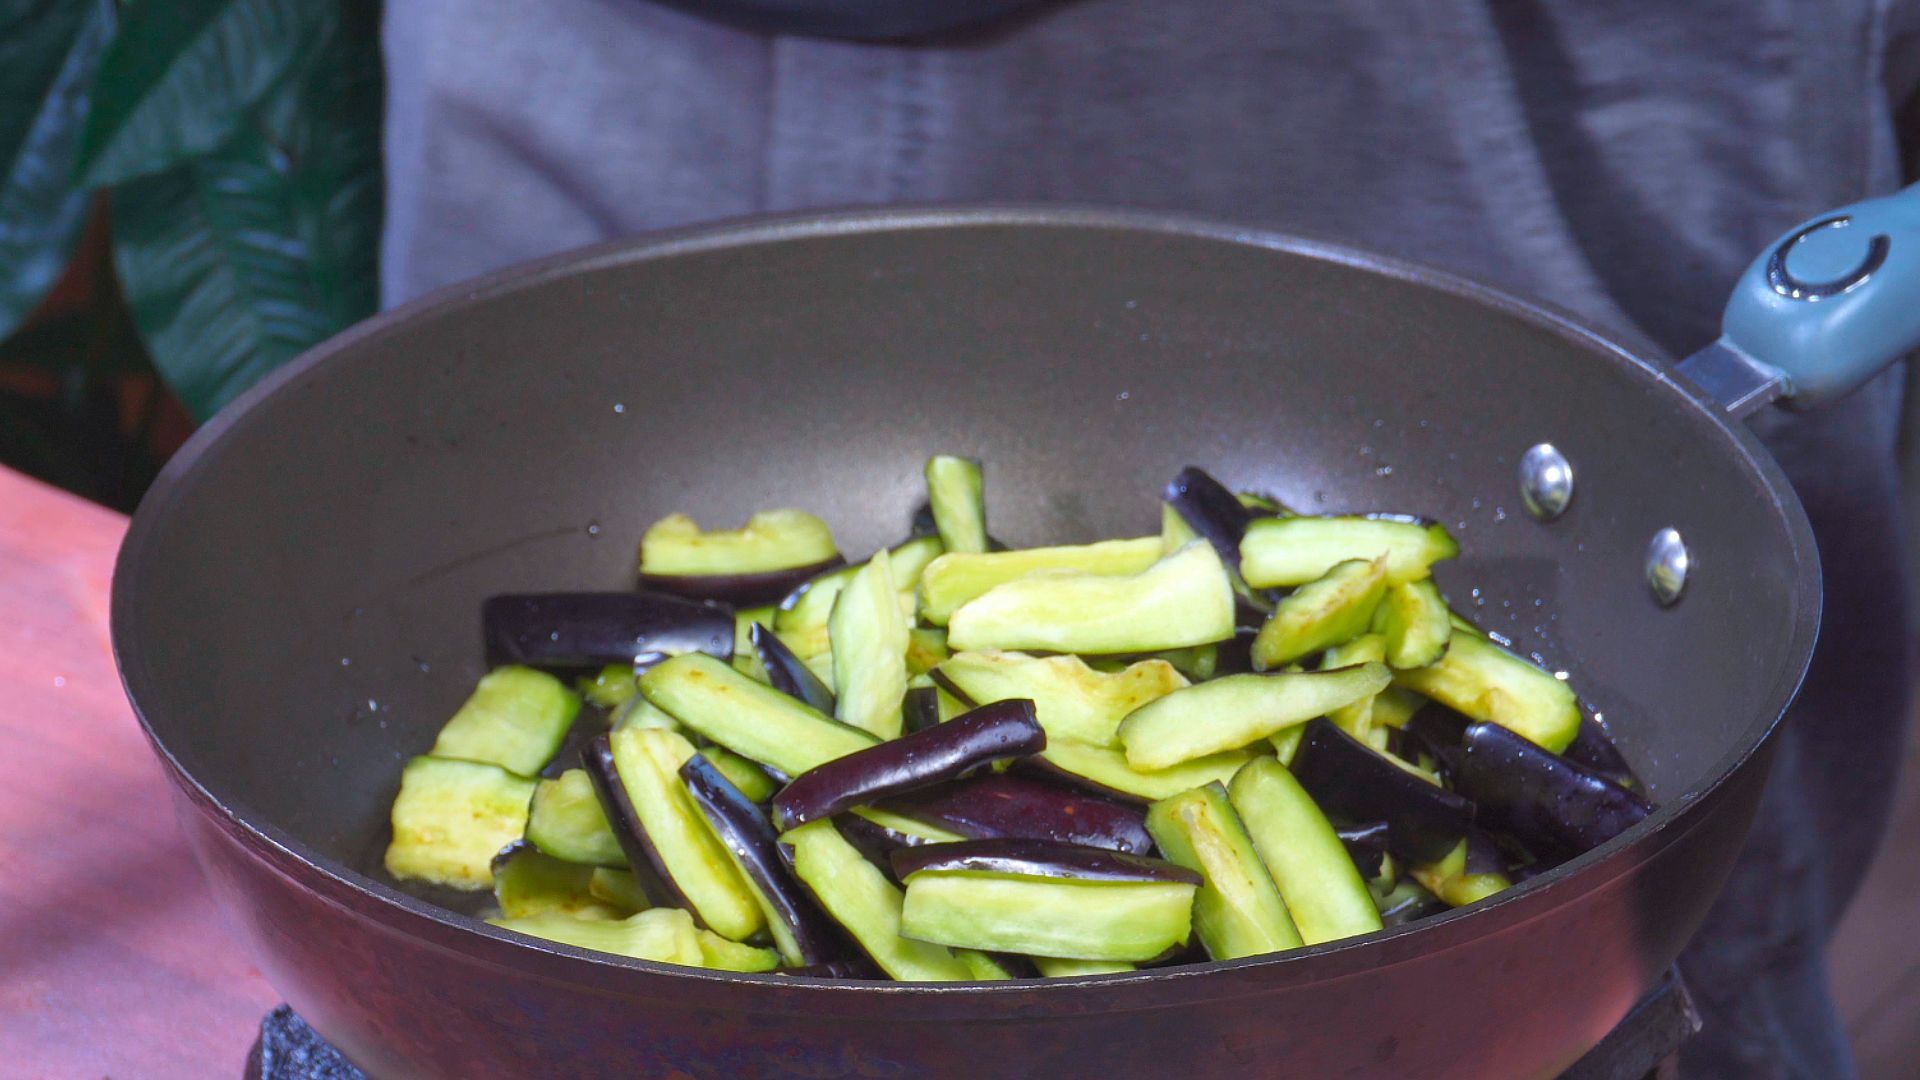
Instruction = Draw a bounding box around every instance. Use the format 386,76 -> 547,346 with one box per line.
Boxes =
0,0 -> 381,421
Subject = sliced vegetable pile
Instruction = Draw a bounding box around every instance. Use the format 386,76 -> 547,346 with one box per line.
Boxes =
383,459 -> 1653,979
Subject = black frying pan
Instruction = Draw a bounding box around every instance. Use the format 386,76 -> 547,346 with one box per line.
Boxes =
112,189 -> 1920,1077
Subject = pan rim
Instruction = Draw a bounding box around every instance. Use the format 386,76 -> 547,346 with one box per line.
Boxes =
111,202 -> 1821,1002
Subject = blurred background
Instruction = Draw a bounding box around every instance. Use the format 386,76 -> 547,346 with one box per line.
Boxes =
0,1 -> 1914,1073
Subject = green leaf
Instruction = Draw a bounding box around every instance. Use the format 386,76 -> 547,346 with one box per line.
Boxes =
0,0 -> 115,340
75,0 -> 327,188
112,6 -> 381,419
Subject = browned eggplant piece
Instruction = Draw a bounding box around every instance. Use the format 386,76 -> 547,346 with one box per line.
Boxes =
1336,821 -> 1393,881
1453,721 -> 1654,857
643,555 -> 847,607
581,734 -> 683,911
771,700 -> 1045,831
1561,712 -> 1643,791
890,838 -> 1202,885
1165,466 -> 1259,568
678,754 -> 851,967
900,685 -> 943,733
485,593 -> 732,669
1290,718 -> 1473,864
748,622 -> 836,715
879,774 -> 1154,855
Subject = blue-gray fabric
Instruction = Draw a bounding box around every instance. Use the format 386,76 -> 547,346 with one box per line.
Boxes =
381,2 -> 1916,1074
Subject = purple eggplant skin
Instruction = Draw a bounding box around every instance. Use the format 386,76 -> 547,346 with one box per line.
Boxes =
1453,721 -> 1655,857
831,813 -> 933,881
580,734 -> 692,915
1336,821 -> 1393,881
484,593 -> 732,669
771,700 -> 1046,831
900,686 -> 943,734
1290,718 -> 1474,864
642,555 -> 847,608
1166,466 -> 1257,568
1402,702 -> 1473,775
678,754 -> 852,966
775,957 -> 886,980
1561,713 -> 1644,791
891,838 -> 1202,885
749,623 -> 836,715
923,668 -> 980,710
879,774 -> 1153,855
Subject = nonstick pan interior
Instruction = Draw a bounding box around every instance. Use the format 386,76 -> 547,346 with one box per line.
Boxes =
116,208 -> 1816,948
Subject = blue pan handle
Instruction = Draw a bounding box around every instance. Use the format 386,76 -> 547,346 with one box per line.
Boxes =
1678,181 -> 1920,416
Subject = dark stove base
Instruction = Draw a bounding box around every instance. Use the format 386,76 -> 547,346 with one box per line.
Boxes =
248,970 -> 1699,1079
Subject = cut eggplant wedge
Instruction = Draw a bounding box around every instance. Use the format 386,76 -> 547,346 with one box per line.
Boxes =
880,773 -> 1153,854
680,753 -> 852,968
905,627 -> 950,676
428,665 -> 579,777
1453,721 -> 1654,856
638,653 -> 879,777
1228,758 -> 1384,945
830,551 -> 910,739
932,650 -> 1187,747
612,693 -> 682,733
1164,465 -> 1258,568
1250,557 -> 1389,669
384,756 -> 536,890
751,619 -> 836,715
731,605 -> 774,682
917,538 -> 1163,625
893,840 -> 1199,961
889,838 -> 1202,884
1410,834 -> 1513,908
639,510 -> 843,605
1146,783 -> 1304,959
957,950 -> 1026,980
780,819 -> 974,981
697,930 -> 782,973
526,768 -> 627,867
1379,578 -> 1451,669
587,727 -> 765,941
1117,663 -> 1391,770
1160,501 -> 1201,553
490,907 -> 705,966
1239,515 -> 1458,588
491,843 -> 625,920
1322,635 -> 1388,741
772,700 -> 1045,830
484,593 -> 733,670
588,867 -> 651,912
697,747 -> 779,804
577,664 -> 639,709
925,455 -> 989,554
1288,718 -> 1472,864
948,541 -> 1234,654
1033,957 -> 1136,977
1026,739 -> 1256,804
1392,631 -> 1580,753
775,536 -> 936,660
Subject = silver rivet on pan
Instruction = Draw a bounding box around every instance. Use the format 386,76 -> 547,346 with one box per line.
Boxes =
1646,528 -> 1690,605
1518,443 -> 1573,520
